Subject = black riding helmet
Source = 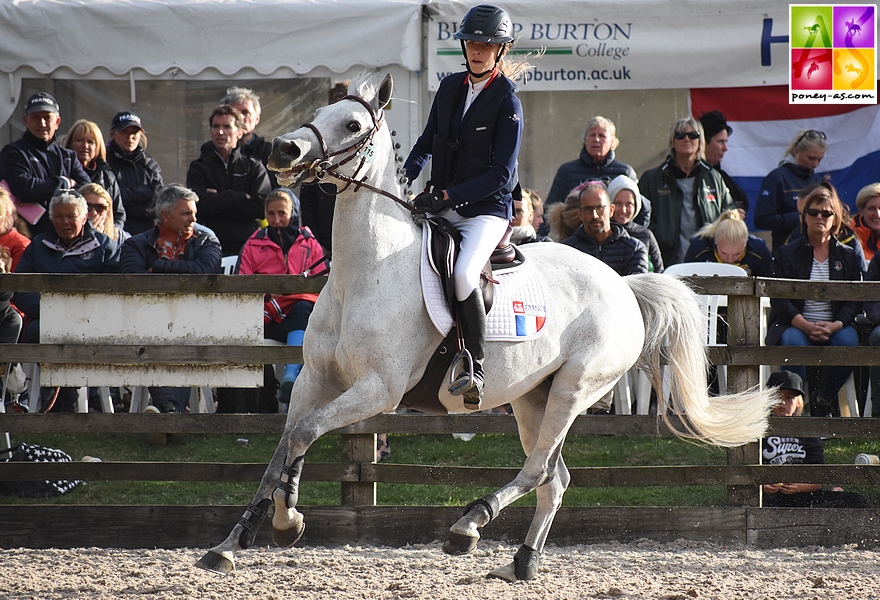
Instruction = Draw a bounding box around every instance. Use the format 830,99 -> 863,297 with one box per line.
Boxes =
454,4 -> 514,78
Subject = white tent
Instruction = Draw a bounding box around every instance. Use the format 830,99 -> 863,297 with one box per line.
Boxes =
0,0 -> 849,198
0,0 -> 422,125
0,0 -> 426,184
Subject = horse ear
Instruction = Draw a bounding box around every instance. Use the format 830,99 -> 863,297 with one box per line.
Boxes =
374,74 -> 393,111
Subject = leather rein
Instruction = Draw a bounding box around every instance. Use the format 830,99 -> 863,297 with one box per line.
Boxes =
299,94 -> 419,216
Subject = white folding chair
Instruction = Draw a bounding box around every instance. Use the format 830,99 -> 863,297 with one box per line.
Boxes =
221,255 -> 238,275
23,363 -> 113,413
662,263 -> 748,401
129,386 -> 214,413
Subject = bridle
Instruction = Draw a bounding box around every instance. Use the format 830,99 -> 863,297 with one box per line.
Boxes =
297,94 -> 419,216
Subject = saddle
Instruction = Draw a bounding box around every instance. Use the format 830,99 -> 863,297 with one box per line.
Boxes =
425,216 -> 522,314
400,217 -> 524,415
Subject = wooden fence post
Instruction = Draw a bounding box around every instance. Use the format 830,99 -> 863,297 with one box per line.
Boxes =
725,289 -> 762,507
340,433 -> 377,506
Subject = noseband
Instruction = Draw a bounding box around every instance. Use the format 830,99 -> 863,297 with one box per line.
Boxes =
300,95 -> 418,215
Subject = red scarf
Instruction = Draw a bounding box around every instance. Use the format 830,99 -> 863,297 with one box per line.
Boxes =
155,224 -> 192,260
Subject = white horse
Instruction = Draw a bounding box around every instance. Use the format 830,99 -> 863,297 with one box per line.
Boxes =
196,73 -> 777,581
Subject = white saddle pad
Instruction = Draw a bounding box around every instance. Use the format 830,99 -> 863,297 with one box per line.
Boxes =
421,226 -> 548,341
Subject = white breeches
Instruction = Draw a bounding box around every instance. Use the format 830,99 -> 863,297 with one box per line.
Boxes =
439,209 -> 509,301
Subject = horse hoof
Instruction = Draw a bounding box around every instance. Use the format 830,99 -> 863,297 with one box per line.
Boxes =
513,545 -> 541,581
195,550 -> 234,574
442,531 -> 479,556
487,561 -> 517,582
273,521 -> 305,549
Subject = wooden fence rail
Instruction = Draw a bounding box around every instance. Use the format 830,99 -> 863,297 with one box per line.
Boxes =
1,274 -> 880,549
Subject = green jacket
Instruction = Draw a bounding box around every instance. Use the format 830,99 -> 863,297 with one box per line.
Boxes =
640,158 -> 733,266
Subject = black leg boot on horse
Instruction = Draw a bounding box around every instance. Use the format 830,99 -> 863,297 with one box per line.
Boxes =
449,289 -> 487,410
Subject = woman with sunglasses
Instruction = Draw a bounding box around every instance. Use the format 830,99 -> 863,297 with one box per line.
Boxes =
78,183 -> 129,247
755,129 -> 826,251
13,190 -> 120,410
765,182 -> 861,417
639,117 -> 734,267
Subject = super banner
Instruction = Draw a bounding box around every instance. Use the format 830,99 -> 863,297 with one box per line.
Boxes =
426,0 -> 808,91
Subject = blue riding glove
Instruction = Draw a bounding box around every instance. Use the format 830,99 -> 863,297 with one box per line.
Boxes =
413,190 -> 449,213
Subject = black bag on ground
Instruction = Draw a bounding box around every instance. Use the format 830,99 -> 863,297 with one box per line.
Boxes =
0,443 -> 82,497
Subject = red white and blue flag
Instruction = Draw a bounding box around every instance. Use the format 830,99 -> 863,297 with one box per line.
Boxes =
513,300 -> 546,337
691,85 -> 880,229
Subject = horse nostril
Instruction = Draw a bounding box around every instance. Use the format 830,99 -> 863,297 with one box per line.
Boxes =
282,141 -> 298,158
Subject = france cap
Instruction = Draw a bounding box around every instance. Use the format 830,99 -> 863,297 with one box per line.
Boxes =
25,92 -> 60,115
110,111 -> 144,132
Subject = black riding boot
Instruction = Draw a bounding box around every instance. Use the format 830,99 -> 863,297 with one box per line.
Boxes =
449,289 -> 486,410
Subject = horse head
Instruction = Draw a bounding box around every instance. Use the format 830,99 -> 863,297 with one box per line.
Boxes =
269,74 -> 394,188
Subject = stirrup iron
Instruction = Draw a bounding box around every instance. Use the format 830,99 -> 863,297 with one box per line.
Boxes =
449,349 -> 482,409
449,349 -> 475,396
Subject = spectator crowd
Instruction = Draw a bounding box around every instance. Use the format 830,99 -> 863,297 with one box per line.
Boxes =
1,86 -> 879,425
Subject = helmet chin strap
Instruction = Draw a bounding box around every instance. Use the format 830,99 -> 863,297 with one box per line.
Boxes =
459,41 -> 506,79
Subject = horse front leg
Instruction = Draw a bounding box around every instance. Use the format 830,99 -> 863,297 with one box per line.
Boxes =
195,430 -> 293,574
270,373 -> 400,549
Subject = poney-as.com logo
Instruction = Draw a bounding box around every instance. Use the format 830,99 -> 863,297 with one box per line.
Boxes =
790,4 -> 876,104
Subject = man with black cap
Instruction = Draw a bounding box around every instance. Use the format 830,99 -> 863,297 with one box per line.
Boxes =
762,370 -> 869,508
698,110 -> 749,216
0,92 -> 90,235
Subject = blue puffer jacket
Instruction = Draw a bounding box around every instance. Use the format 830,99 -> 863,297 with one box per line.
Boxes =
755,160 -> 821,250
561,222 -> 648,276
120,226 -> 222,274
13,220 -> 120,319
545,147 -> 646,230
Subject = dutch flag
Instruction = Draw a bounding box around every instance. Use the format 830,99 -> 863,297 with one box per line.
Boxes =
691,85 -> 880,230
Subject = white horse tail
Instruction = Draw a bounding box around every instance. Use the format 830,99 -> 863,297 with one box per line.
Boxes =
625,273 -> 777,447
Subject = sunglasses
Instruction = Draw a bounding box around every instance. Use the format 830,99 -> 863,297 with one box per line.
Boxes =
86,203 -> 108,214
805,208 -> 834,218
795,130 -> 826,147
674,131 -> 701,140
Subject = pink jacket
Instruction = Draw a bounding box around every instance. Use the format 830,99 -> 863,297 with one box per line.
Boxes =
238,226 -> 327,322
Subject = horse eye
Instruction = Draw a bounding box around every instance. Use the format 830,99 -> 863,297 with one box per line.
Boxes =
346,121 -> 361,133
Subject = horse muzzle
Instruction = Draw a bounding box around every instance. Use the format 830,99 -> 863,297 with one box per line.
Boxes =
268,136 -> 315,187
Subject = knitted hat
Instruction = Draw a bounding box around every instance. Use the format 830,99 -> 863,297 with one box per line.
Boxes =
698,110 -> 733,142
606,175 -> 642,217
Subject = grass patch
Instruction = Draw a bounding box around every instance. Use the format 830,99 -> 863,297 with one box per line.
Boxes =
2,431 -> 877,508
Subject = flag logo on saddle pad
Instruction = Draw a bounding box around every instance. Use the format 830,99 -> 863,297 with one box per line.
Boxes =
513,300 -> 546,336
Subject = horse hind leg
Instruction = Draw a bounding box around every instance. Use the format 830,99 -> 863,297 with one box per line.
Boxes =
195,498 -> 272,574
442,443 -> 560,558
443,392 -> 568,560
488,455 -> 570,582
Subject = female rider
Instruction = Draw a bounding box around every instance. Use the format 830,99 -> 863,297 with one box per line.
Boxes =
404,4 -> 527,409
